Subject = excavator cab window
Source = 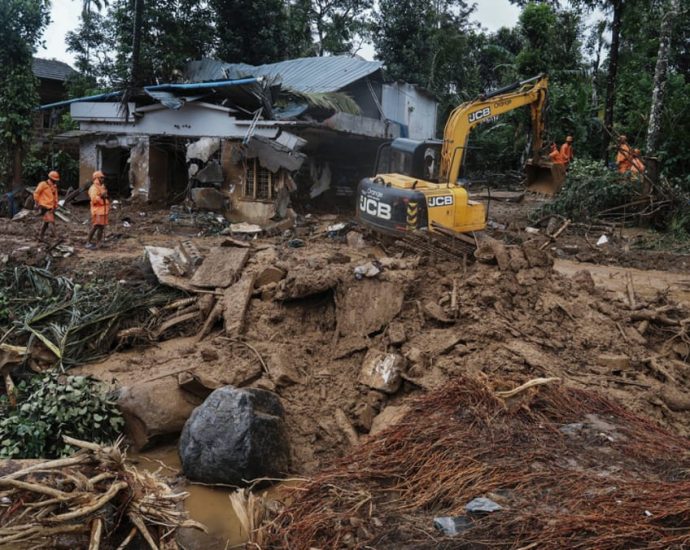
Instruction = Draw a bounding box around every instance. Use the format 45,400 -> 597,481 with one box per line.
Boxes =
374,139 -> 442,181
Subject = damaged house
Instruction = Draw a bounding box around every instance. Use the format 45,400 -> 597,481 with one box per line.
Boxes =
52,55 -> 437,224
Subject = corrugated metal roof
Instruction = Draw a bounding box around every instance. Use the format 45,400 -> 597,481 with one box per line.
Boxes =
32,58 -> 76,81
186,55 -> 383,94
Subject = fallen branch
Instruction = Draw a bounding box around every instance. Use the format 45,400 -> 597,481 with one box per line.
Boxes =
495,377 -> 561,399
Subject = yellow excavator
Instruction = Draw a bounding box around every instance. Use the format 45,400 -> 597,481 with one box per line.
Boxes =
357,74 -> 564,238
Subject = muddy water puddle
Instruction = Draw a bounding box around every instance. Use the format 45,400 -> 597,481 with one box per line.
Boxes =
129,443 -> 283,548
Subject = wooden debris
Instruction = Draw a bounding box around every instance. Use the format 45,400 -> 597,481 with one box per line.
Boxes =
191,247 -> 249,289
0,437 -> 205,548
223,273 -> 256,337
197,298 -> 224,341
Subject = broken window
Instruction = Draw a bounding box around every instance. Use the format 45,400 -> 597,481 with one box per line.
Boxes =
244,159 -> 273,201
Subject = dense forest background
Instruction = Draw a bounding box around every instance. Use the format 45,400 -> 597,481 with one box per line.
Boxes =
1,0 -> 688,187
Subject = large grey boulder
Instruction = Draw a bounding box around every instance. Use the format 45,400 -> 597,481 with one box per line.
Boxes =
179,386 -> 289,486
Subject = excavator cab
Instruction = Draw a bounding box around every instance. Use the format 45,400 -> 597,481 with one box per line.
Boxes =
375,139 -> 443,182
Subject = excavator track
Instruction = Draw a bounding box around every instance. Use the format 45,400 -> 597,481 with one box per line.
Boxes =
397,224 -> 479,263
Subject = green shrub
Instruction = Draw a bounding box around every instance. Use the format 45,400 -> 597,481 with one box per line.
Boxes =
531,158 -> 642,223
0,373 -> 124,459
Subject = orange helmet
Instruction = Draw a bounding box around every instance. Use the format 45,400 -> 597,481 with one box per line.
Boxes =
566,136 -> 574,142
92,170 -> 105,180
48,170 -> 60,181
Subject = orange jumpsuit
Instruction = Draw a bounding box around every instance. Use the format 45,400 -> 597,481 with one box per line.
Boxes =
559,142 -> 574,166
631,156 -> 645,175
88,180 -> 110,226
33,180 -> 58,222
549,145 -> 566,165
616,144 -> 632,173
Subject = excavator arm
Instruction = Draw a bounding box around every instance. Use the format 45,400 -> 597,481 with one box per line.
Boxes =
440,74 -> 548,185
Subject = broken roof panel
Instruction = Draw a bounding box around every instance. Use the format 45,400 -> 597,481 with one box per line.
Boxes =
186,56 -> 384,94
32,58 -> 77,81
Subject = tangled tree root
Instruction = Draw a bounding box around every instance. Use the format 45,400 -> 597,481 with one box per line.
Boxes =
262,376 -> 690,549
0,436 -> 205,549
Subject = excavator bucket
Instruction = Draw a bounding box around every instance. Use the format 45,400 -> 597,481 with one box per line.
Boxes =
524,159 -> 566,196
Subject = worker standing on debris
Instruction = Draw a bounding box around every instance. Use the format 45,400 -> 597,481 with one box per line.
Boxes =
33,171 -> 60,241
616,135 -> 633,173
86,171 -> 109,249
559,136 -> 574,168
549,143 -> 566,165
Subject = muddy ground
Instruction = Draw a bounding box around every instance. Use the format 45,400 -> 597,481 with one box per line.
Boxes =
2,194 -> 690,547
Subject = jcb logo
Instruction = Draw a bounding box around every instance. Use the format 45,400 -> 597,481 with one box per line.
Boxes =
468,107 -> 491,123
359,196 -> 392,220
428,195 -> 454,207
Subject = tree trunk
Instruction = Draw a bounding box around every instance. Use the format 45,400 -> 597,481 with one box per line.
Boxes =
130,0 -> 144,86
645,0 -> 679,155
601,0 -> 623,160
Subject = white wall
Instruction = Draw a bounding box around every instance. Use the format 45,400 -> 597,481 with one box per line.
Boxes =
382,83 -> 437,140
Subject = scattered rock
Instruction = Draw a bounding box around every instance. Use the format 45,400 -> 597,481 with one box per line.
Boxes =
255,266 -> 286,288
359,350 -> 404,394
422,301 -> 454,323
346,231 -> 366,249
335,408 -> 359,446
336,279 -> 406,338
353,402 -> 376,432
465,497 -> 503,514
370,405 -> 410,436
660,387 -> 690,412
179,387 -> 290,485
117,377 -> 204,449
387,322 -> 406,345
597,353 -> 631,371
270,352 -> 304,387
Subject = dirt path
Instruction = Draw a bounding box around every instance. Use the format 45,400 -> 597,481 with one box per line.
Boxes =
555,259 -> 690,305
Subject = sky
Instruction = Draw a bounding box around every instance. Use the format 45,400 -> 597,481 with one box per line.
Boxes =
37,0 -> 524,66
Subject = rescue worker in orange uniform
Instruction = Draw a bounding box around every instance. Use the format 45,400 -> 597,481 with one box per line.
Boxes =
616,135 -> 633,173
33,170 -> 60,241
549,143 -> 566,165
559,136 -> 574,168
86,171 -> 110,249
631,148 -> 646,176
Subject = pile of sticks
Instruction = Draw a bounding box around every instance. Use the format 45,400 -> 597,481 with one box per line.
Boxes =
0,436 -> 204,549
262,376 -> 690,549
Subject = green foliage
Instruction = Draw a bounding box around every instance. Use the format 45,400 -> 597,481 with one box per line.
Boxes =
0,373 -> 124,459
0,266 -> 183,368
531,158 -> 640,222
0,0 -> 50,188
23,148 -> 79,189
212,0 -> 291,64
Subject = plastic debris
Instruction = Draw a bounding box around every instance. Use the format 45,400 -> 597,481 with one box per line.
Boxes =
433,516 -> 472,537
465,497 -> 503,514
354,261 -> 381,280
525,226 -> 540,234
596,234 -> 609,246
